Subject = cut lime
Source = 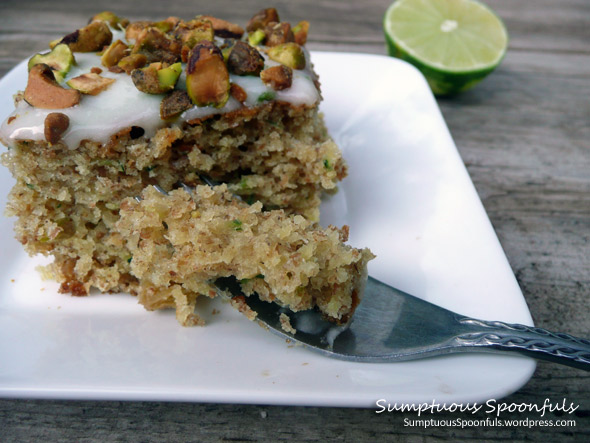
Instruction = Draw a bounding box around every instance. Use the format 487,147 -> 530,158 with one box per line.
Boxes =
384,0 -> 508,95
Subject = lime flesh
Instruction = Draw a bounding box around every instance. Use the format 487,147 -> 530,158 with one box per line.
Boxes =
384,0 -> 508,95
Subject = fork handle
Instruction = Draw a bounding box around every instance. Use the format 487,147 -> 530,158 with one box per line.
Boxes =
455,317 -> 590,370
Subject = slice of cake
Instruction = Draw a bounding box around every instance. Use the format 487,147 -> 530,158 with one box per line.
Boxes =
0,8 -> 372,326
117,185 -> 373,326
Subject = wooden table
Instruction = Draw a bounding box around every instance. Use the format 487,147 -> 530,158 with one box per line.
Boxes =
1,0 -> 588,441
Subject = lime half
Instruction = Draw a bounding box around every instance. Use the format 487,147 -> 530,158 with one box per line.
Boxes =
384,0 -> 508,95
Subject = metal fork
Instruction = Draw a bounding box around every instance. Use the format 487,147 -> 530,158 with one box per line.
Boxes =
143,184 -> 590,370
219,277 -> 590,370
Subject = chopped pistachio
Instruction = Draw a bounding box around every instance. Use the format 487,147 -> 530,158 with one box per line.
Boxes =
157,16 -> 181,32
267,43 -> 306,70
44,112 -> 69,144
108,65 -> 125,74
248,29 -> 266,46
131,27 -> 181,64
101,40 -> 129,68
180,45 -> 191,64
117,54 -> 147,74
125,21 -> 152,41
67,73 -> 115,95
131,64 -> 161,94
24,64 -> 81,109
152,19 -> 176,33
131,62 -> 180,95
292,21 -> 310,46
133,27 -> 168,51
229,83 -> 248,103
60,21 -> 112,52
157,62 -> 182,90
246,8 -> 280,32
91,11 -> 129,29
260,65 -> 293,90
264,22 -> 295,47
185,41 -> 230,107
293,20 -> 309,46
174,18 -> 214,47
221,43 -> 233,62
28,44 -> 75,82
199,15 -> 244,39
227,41 -> 264,76
177,20 -> 215,62
160,90 -> 193,119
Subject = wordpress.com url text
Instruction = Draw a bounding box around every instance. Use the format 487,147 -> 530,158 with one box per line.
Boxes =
404,417 -> 576,429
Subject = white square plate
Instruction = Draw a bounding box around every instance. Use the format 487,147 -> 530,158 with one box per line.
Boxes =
0,52 -> 535,407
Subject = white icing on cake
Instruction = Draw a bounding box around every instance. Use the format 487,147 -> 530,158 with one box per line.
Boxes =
0,39 -> 320,150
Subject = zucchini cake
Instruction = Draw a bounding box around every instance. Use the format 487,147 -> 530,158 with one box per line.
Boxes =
0,9 -> 373,326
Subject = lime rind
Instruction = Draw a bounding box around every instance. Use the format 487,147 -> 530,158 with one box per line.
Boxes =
383,0 -> 508,95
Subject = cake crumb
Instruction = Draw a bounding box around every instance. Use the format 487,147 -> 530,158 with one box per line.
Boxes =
280,313 -> 296,334
230,296 -> 257,320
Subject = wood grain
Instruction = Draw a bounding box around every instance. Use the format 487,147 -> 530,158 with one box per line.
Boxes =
0,0 -> 588,441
